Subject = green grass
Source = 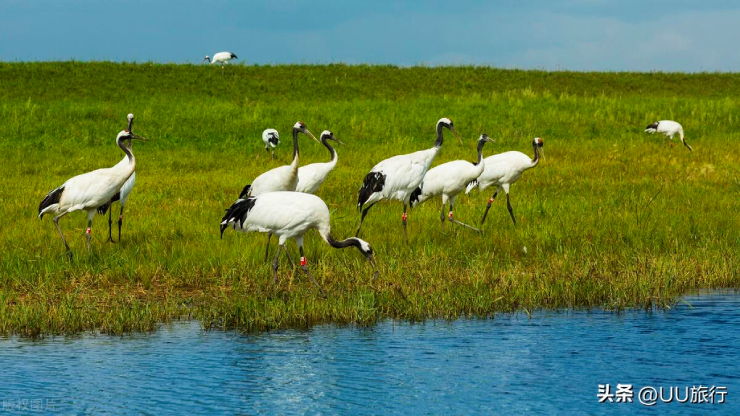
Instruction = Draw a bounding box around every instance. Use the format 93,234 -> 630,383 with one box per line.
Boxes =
1,62 -> 739,337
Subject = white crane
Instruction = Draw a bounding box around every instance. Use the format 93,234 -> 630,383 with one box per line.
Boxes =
97,113 -> 141,243
238,121 -> 318,260
38,129 -> 148,258
296,130 -> 343,194
220,192 -> 379,297
409,134 -> 494,232
204,52 -> 238,65
355,118 -> 461,242
466,137 -> 544,226
645,120 -> 692,151
262,128 -> 280,159
204,52 -> 238,74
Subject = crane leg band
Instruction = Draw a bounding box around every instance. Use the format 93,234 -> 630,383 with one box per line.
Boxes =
402,213 -> 407,222
301,257 -> 307,266
86,228 -> 91,235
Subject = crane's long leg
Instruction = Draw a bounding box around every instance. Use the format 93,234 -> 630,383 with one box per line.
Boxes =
106,205 -> 114,243
283,245 -> 296,269
299,245 -> 327,298
506,192 -> 517,225
271,242 -> 282,285
448,199 -> 481,233
402,203 -> 409,243
271,149 -> 275,160
118,205 -> 124,242
440,201 -> 446,230
264,233 -> 272,262
85,213 -> 94,254
355,203 -> 376,237
480,189 -> 499,226
53,212 -> 72,259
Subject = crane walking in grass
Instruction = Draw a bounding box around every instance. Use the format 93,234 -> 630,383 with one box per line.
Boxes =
645,120 -> 692,151
466,137 -> 544,226
204,52 -> 237,65
356,118 -> 462,242
262,128 -> 280,159
220,192 -> 379,298
204,52 -> 238,74
410,134 -> 495,232
238,121 -> 319,260
296,130 -> 343,194
97,113 -> 141,243
38,129 -> 148,259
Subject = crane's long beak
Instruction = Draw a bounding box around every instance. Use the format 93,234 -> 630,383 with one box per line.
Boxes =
539,146 -> 545,161
451,126 -> 463,145
331,137 -> 345,145
132,133 -> 149,141
303,129 -> 319,143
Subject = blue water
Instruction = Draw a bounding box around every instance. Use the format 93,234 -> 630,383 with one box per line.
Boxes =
1,292 -> 738,415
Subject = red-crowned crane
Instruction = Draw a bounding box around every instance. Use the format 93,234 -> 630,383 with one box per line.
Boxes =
356,118 -> 461,242
238,121 -> 319,260
466,137 -> 544,226
296,130 -> 343,194
220,192 -> 379,297
409,134 -> 494,232
204,52 -> 237,65
38,129 -> 148,258
97,113 -> 142,242
204,52 -> 238,74
645,120 -> 692,151
262,128 -> 280,159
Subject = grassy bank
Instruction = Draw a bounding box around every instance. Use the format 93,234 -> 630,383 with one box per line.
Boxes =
1,62 -> 739,336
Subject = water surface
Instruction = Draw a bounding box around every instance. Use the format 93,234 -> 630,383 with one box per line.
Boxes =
1,292 -> 738,414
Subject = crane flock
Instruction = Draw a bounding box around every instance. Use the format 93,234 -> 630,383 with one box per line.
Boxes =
37,112 -> 692,294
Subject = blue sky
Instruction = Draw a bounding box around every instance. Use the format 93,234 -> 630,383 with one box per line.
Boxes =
1,0 -> 737,72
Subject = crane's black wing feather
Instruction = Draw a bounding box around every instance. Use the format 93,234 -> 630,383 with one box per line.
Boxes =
220,197 -> 257,238
357,172 -> 385,210
97,192 -> 121,215
38,186 -> 64,219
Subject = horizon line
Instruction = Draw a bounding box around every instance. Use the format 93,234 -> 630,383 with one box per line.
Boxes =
0,60 -> 737,75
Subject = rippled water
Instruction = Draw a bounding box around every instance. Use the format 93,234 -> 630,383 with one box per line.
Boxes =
1,292 -> 739,414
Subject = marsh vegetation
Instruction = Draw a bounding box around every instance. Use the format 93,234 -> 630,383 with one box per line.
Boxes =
1,62 -> 738,336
